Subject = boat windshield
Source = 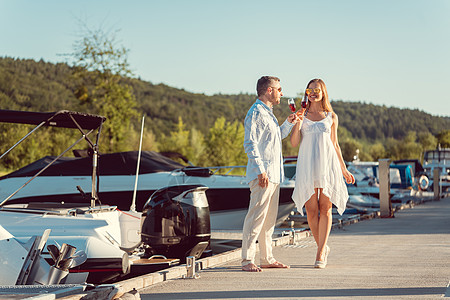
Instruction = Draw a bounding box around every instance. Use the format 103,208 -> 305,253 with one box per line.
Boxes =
424,149 -> 450,164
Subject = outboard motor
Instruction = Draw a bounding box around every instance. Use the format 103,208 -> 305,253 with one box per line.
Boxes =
0,226 -> 87,285
141,185 -> 210,261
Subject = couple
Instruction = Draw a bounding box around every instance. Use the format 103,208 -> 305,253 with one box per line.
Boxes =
242,76 -> 355,272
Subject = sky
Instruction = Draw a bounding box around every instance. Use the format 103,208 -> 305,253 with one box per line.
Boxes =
1,0 -> 449,117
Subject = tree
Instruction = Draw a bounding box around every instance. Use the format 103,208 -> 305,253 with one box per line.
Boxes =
385,137 -> 401,160
204,117 -> 246,171
0,124 -> 80,172
340,139 -> 361,162
188,128 -> 206,165
70,25 -> 138,152
158,117 -> 191,160
157,117 -> 206,165
417,132 -> 437,151
368,143 -> 386,161
397,131 -> 422,160
336,126 -> 361,162
437,130 -> 450,148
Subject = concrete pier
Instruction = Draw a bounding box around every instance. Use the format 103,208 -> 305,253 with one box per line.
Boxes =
136,197 -> 450,299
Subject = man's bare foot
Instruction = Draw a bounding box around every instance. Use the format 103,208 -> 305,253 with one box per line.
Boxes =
260,261 -> 290,269
242,263 -> 262,272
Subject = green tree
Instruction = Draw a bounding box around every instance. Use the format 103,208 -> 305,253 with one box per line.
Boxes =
336,126 -> 361,162
157,117 -> 206,165
70,25 -> 138,152
417,132 -> 437,150
158,117 -> 191,160
0,124 -> 82,171
397,131 -> 422,160
340,138 -> 361,162
437,130 -> 450,148
187,128 -> 206,165
368,143 -> 386,161
127,124 -> 159,153
204,117 -> 246,171
337,126 -> 353,141
385,137 -> 401,160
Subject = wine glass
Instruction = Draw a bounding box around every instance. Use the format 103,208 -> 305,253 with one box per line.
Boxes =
287,98 -> 296,112
301,97 -> 308,109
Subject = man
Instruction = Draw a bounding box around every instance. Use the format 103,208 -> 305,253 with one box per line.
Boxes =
242,76 -> 299,272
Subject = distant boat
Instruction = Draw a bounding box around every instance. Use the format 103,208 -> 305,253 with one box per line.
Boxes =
422,147 -> 450,193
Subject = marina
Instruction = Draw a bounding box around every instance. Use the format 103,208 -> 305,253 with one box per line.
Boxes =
1,2 -> 449,297
0,109 -> 449,299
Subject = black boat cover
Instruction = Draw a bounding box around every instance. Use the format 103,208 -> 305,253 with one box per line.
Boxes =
1,151 -> 185,178
0,110 -> 106,130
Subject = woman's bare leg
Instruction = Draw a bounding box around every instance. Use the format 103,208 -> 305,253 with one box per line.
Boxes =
304,189 -> 320,246
316,190 -> 333,261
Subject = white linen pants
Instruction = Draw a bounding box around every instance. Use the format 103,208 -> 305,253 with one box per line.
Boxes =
241,179 -> 280,266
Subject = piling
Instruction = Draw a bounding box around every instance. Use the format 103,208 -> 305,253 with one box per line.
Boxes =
434,167 -> 441,200
379,159 -> 393,218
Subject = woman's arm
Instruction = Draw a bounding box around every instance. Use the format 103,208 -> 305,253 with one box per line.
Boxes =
331,112 -> 355,184
290,121 -> 301,147
290,111 -> 304,147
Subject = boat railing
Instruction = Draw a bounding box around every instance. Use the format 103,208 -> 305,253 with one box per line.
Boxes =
171,156 -> 298,178
0,204 -> 117,216
67,205 -> 117,216
172,163 -> 299,181
172,165 -> 247,176
165,165 -> 246,186
0,206 -> 67,215
204,165 -> 247,176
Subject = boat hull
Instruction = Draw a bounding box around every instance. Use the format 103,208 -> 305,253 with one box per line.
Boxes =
0,173 -> 296,230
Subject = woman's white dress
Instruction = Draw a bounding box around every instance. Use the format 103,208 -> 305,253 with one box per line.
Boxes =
292,112 -> 349,215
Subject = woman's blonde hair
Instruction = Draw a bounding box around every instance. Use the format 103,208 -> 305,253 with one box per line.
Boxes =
303,78 -> 333,112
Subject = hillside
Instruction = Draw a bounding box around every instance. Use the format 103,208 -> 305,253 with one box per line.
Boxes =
1,56 -> 449,142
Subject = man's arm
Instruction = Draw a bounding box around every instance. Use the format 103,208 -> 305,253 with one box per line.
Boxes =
279,113 -> 298,139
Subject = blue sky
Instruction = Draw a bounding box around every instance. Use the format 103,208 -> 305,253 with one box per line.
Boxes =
1,0 -> 449,117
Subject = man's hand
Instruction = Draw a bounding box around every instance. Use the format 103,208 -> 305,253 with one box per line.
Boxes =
287,113 -> 300,124
258,172 -> 269,188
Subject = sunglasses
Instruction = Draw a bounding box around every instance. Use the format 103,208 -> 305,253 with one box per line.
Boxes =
270,86 -> 282,92
305,88 -> 321,95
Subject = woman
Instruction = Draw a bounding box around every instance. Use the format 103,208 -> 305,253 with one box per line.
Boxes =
290,78 -> 355,268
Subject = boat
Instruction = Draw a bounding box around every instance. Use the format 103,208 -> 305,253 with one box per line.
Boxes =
346,191 -> 380,213
347,160 -> 440,205
0,224 -> 87,285
422,147 -> 450,193
346,161 -> 415,198
0,150 -> 296,231
393,159 -> 430,191
0,109 -> 211,284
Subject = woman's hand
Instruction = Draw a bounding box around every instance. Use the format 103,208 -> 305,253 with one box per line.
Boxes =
288,108 -> 305,126
343,169 -> 355,184
287,112 -> 300,124
296,108 -> 306,122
